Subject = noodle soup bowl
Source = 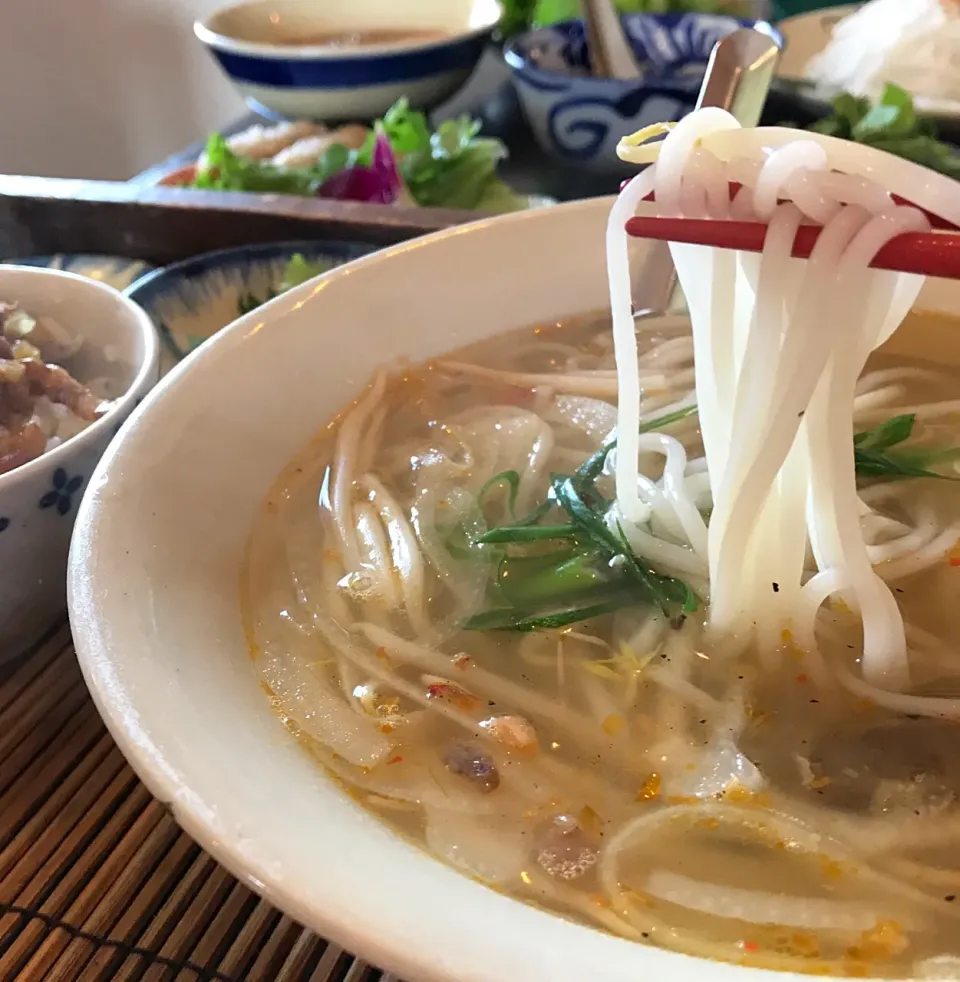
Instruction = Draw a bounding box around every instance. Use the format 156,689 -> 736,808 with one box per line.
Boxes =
69,198 -> 960,982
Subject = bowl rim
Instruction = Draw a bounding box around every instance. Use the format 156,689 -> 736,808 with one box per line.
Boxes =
123,238 -> 379,359
194,0 -> 500,61
503,12 -> 783,83
122,238 -> 377,307
0,265 -> 159,493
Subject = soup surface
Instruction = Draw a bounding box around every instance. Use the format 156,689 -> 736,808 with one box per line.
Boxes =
272,28 -> 448,49
242,310 -> 960,978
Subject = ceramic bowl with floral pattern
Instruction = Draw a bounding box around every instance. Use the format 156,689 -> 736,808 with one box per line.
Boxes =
0,266 -> 159,661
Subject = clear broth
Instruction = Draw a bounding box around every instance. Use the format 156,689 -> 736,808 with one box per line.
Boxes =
242,309 -> 960,978
274,28 -> 448,49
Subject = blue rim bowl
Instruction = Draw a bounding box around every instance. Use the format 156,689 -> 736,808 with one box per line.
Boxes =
504,13 -> 783,170
195,0 -> 501,121
124,239 -> 376,368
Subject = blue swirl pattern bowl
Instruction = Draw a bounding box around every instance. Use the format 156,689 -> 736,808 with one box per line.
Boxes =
195,0 -> 501,122
504,13 -> 783,172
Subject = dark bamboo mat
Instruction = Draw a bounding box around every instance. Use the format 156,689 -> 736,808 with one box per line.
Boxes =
0,626 -> 405,982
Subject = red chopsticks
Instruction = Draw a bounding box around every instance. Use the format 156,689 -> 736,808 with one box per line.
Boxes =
624,216 -> 960,280
625,182 -> 959,232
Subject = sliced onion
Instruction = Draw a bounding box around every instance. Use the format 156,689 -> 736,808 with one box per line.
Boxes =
643,868 -> 881,932
547,394 -> 617,442
425,808 -> 527,884
917,955 -> 960,979
258,647 -> 390,768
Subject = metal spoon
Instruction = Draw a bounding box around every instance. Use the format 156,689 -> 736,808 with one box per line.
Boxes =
581,0 -> 642,80
631,28 -> 781,319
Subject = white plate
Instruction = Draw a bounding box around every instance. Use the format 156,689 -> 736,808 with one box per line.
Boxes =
68,197 -> 960,982
777,4 -> 960,122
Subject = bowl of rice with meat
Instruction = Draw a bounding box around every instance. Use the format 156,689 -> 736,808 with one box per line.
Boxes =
0,265 -> 159,660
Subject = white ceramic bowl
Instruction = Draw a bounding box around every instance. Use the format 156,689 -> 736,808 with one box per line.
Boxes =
194,0 -> 500,121
1,266 -> 158,660
68,200 -> 960,982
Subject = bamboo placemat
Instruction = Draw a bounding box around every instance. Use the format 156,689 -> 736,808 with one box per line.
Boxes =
0,624 -> 403,982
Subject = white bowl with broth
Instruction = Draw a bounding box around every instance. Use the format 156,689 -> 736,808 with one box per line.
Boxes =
195,0 -> 501,121
69,198 -> 960,982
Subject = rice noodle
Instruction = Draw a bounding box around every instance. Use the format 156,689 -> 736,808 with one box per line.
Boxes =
643,868 -> 881,931
331,370 -> 387,573
608,111 -> 958,694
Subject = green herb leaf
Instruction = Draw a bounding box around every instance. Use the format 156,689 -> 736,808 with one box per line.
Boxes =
551,475 -> 620,553
190,100 -> 526,214
235,253 -> 327,316
382,100 -> 525,212
498,552 -> 609,607
498,0 -> 538,36
853,449 -> 945,480
528,0 -> 729,28
237,292 -> 267,316
574,403 -> 699,488
464,591 -> 637,632
473,496 -> 558,542
853,413 -> 915,450
194,133 -> 322,196
476,523 -> 578,544
805,84 -> 960,179
853,413 -> 960,480
479,470 -> 521,517
852,83 -> 917,141
280,254 -> 327,292
551,476 -> 689,616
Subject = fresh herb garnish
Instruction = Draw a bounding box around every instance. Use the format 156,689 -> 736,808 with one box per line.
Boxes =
280,254 -> 328,291
478,469 -> 522,517
808,84 -> 960,179
478,523 -> 579,544
497,551 -> 606,607
853,413 -> 960,480
462,403 -> 959,634
194,99 -> 526,213
236,254 -> 329,316
464,592 -> 638,632
464,407 -> 700,632
502,0 -> 745,34
194,133 -> 338,196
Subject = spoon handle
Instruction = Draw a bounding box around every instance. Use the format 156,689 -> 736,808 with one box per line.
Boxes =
632,28 -> 781,319
581,0 -> 641,80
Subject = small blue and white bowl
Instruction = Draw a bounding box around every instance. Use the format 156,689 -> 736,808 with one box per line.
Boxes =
3,255 -> 155,292
505,13 -> 783,173
195,0 -> 501,121
125,239 -> 376,373
0,266 -> 159,661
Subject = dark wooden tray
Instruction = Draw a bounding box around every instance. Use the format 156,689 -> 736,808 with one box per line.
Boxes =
0,176 -> 479,266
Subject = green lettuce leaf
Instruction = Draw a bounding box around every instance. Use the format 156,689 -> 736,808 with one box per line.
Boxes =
809,84 -> 960,179
191,100 -> 526,213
